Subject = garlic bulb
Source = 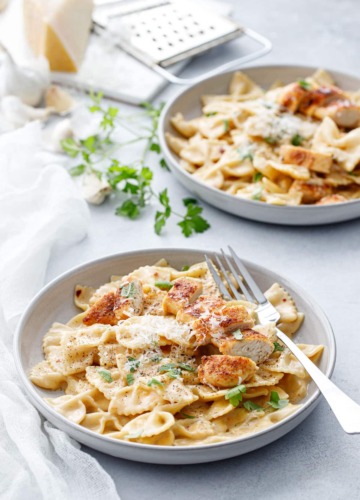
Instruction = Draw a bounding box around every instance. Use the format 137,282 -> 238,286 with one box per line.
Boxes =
81,173 -> 112,205
48,118 -> 74,152
1,95 -> 52,128
0,53 -> 50,106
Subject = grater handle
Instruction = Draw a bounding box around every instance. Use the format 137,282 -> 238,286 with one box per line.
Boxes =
150,27 -> 272,85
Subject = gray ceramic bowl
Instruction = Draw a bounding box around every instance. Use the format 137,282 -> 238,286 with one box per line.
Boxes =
14,248 -> 336,464
158,65 -> 360,225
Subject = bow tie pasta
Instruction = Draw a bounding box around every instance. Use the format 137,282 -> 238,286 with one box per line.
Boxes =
30,260 -> 323,446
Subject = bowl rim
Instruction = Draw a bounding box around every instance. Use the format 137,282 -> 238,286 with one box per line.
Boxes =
14,247 -> 337,452
158,63 -> 360,213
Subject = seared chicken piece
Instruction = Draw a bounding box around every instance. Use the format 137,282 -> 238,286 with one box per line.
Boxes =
114,279 -> 144,321
191,302 -> 255,346
289,179 -> 332,204
83,292 -> 118,326
162,277 -> 203,315
214,329 -> 274,364
176,295 -> 225,324
280,145 -> 332,174
315,194 -> 347,205
83,279 -> 144,326
278,82 -> 308,113
279,83 -> 360,128
198,355 -> 257,388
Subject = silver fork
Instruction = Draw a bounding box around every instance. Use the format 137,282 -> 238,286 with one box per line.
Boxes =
205,246 -> 360,434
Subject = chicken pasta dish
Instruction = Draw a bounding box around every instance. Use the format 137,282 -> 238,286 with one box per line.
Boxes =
166,70 -> 360,206
30,261 -> 324,446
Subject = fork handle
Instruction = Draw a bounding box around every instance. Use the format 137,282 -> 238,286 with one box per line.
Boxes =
276,328 -> 360,434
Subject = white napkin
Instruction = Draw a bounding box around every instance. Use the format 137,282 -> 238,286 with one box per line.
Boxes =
0,123 -> 120,499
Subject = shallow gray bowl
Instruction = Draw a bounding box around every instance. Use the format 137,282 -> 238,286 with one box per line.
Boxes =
14,248 -> 336,464
158,64 -> 360,226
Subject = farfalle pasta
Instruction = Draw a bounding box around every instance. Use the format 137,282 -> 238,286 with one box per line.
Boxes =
30,261 -> 324,446
166,70 -> 360,206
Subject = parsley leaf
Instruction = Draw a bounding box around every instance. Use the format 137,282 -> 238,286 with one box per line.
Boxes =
160,158 -> 170,171
61,138 -> 82,158
205,111 -> 217,117
225,384 -> 247,407
253,172 -> 263,183
267,391 -> 289,410
181,413 -> 196,419
298,79 -> 312,90
97,369 -> 114,383
178,363 -> 196,372
154,280 -> 174,291
243,401 -> 263,412
126,357 -> 140,373
147,378 -> 164,387
126,373 -> 134,385
223,119 -> 230,132
69,164 -> 86,177
181,265 -> 190,271
154,188 -> 172,235
264,136 -> 277,145
150,142 -> 161,154
159,363 -> 183,379
273,341 -> 284,352
178,199 -> 210,237
121,282 -> 137,298
291,134 -> 304,146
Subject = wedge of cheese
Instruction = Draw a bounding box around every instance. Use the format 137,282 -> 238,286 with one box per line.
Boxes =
23,0 -> 93,72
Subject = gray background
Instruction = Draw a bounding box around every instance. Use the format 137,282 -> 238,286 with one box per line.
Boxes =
46,0 -> 360,498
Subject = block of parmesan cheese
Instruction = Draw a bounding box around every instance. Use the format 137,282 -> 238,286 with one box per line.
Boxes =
23,0 -> 93,72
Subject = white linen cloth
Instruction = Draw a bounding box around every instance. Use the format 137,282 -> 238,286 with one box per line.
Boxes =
0,123 -> 120,500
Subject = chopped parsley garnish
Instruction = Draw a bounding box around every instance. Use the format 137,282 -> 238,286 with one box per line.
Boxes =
291,134 -> 304,146
151,355 -> 162,363
232,329 -> 244,340
181,413 -> 196,419
273,341 -> 284,352
97,369 -> 114,383
264,136 -> 277,145
205,111 -> 217,117
225,384 -> 247,407
178,363 -> 196,372
126,357 -> 140,373
243,401 -> 263,412
126,373 -> 134,385
253,172 -> 263,183
252,188 -> 263,201
181,265 -> 190,271
159,363 -> 177,372
177,198 -> 211,237
298,79 -> 312,90
154,280 -> 174,291
223,119 -> 230,132
267,391 -> 289,410
121,282 -> 137,298
147,378 -> 164,387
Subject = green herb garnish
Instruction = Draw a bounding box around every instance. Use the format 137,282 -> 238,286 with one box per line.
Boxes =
126,357 -> 140,373
126,373 -> 134,385
151,355 -> 162,363
60,95 -> 210,238
273,341 -> 284,353
267,391 -> 289,410
154,280 -> 174,291
177,198 -> 210,237
181,413 -> 196,419
225,384 -> 247,408
159,363 -> 182,379
181,265 -> 190,271
253,172 -> 263,183
223,119 -> 230,132
298,79 -> 312,90
243,401 -> 263,412
97,369 -> 114,383
178,363 -> 196,372
291,134 -> 304,146
205,111 -> 217,117
264,136 -> 277,145
121,282 -> 137,298
147,378 -> 164,387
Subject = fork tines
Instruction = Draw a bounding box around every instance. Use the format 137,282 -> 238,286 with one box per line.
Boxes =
205,246 -> 266,304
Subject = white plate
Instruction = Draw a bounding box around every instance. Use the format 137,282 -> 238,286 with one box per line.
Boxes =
14,248 -> 336,464
158,65 -> 360,226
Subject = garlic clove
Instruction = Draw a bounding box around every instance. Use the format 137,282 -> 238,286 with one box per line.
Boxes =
0,53 -> 50,106
47,118 -> 74,152
45,85 -> 77,115
1,95 -> 53,128
81,173 -> 112,205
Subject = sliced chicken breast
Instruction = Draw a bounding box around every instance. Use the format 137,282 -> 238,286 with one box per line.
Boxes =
215,329 -> 274,364
162,277 -> 203,315
198,355 -> 257,388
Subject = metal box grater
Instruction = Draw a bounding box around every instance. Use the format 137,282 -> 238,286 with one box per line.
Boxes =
93,0 -> 272,84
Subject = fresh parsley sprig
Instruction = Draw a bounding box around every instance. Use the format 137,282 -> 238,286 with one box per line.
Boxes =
225,384 -> 247,407
61,93 -> 210,237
